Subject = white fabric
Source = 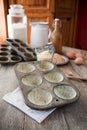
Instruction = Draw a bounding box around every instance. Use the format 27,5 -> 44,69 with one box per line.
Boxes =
3,87 -> 56,123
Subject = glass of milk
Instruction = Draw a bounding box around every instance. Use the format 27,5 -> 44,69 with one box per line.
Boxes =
7,4 -> 27,43
30,22 -> 49,48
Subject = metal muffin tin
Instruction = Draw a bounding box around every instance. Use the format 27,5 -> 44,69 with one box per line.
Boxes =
5,38 -> 37,61
14,61 -> 80,110
0,44 -> 22,65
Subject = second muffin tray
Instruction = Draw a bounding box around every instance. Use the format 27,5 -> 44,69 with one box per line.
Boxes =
0,44 -> 22,65
5,38 -> 37,61
14,61 -> 80,110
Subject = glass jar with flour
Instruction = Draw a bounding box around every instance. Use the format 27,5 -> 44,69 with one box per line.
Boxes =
30,22 -> 49,48
7,4 -> 27,43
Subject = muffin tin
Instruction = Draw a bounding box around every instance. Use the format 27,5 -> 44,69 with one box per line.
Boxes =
0,44 -> 22,65
14,61 -> 80,110
5,38 -> 37,61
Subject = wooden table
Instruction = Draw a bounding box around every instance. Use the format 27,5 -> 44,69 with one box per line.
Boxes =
0,47 -> 87,130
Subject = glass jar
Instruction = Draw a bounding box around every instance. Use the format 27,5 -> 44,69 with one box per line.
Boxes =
7,4 -> 27,43
30,22 -> 49,48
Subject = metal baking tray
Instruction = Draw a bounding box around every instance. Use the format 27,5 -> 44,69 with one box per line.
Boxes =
14,61 -> 80,110
0,44 -> 22,65
5,38 -> 37,61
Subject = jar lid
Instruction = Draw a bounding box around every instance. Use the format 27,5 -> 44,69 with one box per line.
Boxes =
10,4 -> 23,9
30,22 -> 48,25
8,4 -> 24,15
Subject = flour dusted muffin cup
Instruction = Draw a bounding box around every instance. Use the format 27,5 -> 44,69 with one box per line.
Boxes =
36,61 -> 54,72
16,62 -> 35,73
44,71 -> 64,83
22,74 -> 42,87
14,62 -> 36,81
27,88 -> 52,106
54,84 -> 77,100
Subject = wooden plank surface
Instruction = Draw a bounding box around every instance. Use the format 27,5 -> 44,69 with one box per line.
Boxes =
0,47 -> 87,130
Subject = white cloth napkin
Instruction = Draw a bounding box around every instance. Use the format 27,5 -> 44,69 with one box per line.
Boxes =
3,87 -> 56,123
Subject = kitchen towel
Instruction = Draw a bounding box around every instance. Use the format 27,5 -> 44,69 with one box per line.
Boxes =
3,87 -> 56,123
